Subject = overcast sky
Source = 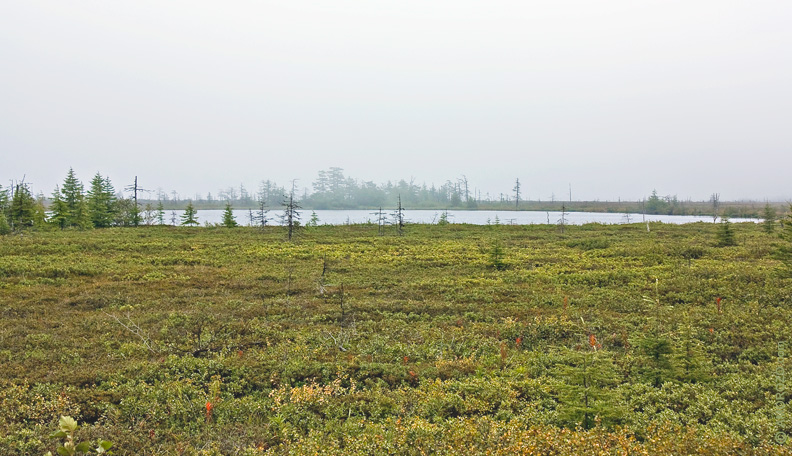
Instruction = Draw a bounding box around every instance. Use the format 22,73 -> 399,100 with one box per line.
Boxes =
2,1 -> 791,202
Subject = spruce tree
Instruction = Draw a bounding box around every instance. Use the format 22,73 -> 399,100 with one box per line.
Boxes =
0,184 -> 8,213
635,335 -> 675,387
0,185 -> 9,235
715,218 -> 737,247
9,182 -> 37,230
221,202 -> 238,227
762,203 -> 777,234
306,211 -> 319,227
32,194 -> 47,229
58,168 -> 90,229
49,186 -> 69,229
556,346 -> 621,429
0,210 -> 9,235
87,173 -> 116,228
181,201 -> 199,226
156,201 -> 165,225
673,320 -> 711,384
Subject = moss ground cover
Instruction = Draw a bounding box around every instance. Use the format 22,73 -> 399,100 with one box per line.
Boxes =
0,222 -> 790,454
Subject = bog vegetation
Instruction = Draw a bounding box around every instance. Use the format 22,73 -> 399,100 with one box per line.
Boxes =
1,209 -> 792,454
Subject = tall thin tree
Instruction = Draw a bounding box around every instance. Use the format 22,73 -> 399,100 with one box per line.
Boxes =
513,178 -> 521,209
280,181 -> 301,241
125,176 -> 148,227
393,194 -> 405,236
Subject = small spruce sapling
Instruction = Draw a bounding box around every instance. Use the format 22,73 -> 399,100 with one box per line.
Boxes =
556,331 -> 621,429
180,201 -> 199,226
156,201 -> 165,225
488,240 -> 507,270
306,210 -> 319,227
221,201 -> 238,227
715,218 -> 737,247
762,203 -> 777,233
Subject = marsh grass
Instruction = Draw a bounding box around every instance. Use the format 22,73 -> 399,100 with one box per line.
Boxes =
0,223 -> 791,454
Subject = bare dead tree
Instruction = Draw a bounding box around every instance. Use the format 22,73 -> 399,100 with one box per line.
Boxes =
513,178 -> 521,209
371,207 -> 387,236
460,175 -> 470,204
322,327 -> 356,352
279,181 -> 301,241
124,176 -> 151,227
393,194 -> 405,236
710,193 -> 720,222
253,199 -> 269,228
104,312 -> 160,354
558,204 -> 568,234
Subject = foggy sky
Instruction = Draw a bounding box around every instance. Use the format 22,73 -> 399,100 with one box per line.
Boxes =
2,1 -> 791,202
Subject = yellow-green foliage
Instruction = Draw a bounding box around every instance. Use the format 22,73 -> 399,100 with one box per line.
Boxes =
0,223 -> 790,454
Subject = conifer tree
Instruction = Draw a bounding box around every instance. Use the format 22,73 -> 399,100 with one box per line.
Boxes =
306,211 -> 319,227
673,319 -> 711,384
762,203 -> 777,234
181,201 -> 199,226
0,209 -> 9,235
635,335 -> 675,387
9,182 -> 37,230
87,173 -> 116,228
33,193 -> 47,228
57,168 -> 90,229
0,185 -> 9,235
156,201 -> 165,225
221,202 -> 238,227
715,218 -> 737,247
556,344 -> 621,429
49,185 -> 69,229
0,184 -> 8,214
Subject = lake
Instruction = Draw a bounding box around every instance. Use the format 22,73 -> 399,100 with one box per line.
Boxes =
163,209 -> 757,226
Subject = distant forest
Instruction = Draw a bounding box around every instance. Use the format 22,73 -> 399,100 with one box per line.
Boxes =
1,167 -> 784,232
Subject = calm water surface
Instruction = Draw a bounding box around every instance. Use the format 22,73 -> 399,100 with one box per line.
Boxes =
168,209 -> 756,226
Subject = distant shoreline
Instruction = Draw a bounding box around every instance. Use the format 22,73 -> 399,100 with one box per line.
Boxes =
140,200 -> 784,220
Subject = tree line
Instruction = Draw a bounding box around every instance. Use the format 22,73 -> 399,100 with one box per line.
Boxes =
0,169 -> 306,233
0,170 -> 142,233
2,168 -> 786,235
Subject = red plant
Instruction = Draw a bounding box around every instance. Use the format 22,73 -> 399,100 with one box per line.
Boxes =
716,297 -> 722,314
403,356 -> 409,365
515,336 -> 522,347
205,401 -> 214,422
588,334 -> 600,351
